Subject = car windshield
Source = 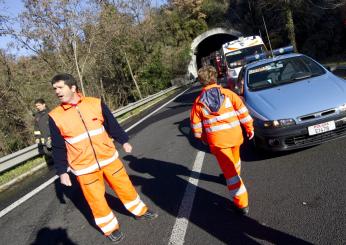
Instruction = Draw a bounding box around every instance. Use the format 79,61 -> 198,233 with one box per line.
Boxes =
247,56 -> 326,91
225,45 -> 266,69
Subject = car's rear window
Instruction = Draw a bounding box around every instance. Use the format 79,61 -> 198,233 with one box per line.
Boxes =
247,56 -> 326,91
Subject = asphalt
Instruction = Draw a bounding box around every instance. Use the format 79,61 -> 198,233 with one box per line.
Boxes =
0,84 -> 345,245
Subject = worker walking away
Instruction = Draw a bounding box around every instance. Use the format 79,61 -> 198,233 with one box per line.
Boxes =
33,98 -> 52,160
190,65 -> 254,215
48,73 -> 158,243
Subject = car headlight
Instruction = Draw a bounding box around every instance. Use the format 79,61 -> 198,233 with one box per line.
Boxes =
339,104 -> 346,113
263,119 -> 296,128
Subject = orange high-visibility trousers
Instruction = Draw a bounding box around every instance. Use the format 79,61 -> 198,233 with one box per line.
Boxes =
77,158 -> 148,236
210,146 -> 248,208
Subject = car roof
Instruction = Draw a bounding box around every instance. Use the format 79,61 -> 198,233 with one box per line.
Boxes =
244,52 -> 304,70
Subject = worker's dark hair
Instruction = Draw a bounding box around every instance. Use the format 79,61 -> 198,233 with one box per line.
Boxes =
51,73 -> 78,90
34,98 -> 45,104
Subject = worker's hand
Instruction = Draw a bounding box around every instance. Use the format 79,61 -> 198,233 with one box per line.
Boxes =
46,137 -> 52,149
122,142 -> 132,153
247,131 -> 254,140
35,138 -> 40,144
60,173 -> 72,186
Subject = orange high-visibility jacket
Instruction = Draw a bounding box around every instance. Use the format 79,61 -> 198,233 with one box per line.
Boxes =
190,84 -> 254,148
49,97 -> 119,176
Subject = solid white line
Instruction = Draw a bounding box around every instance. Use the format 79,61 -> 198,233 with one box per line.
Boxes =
0,175 -> 59,218
124,88 -> 190,132
168,151 -> 205,245
0,87 -> 191,218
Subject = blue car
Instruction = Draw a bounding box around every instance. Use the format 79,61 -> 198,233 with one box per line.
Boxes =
233,48 -> 346,151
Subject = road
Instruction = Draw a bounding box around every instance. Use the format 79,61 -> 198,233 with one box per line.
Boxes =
0,85 -> 345,245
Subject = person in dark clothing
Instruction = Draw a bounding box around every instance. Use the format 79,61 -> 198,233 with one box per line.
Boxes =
34,98 -> 52,158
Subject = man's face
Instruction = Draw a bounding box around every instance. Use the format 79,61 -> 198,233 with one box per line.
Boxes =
52,80 -> 76,104
35,103 -> 46,112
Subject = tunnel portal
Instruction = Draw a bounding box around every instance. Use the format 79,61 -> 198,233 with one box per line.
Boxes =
188,28 -> 242,79
195,33 -> 238,69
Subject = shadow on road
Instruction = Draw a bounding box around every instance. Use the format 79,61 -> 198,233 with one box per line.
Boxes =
176,115 -> 313,162
53,172 -> 135,235
124,155 -> 313,245
30,227 -> 77,245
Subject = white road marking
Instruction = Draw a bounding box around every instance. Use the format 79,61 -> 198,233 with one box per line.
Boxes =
0,87 -> 191,218
124,88 -> 190,132
0,175 -> 59,218
168,151 -> 205,245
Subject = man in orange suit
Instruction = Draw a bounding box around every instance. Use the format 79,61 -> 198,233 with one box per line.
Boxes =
190,66 -> 254,214
49,73 -> 158,243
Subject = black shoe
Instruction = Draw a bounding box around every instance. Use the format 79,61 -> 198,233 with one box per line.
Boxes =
229,202 -> 249,215
238,206 -> 249,215
135,210 -> 158,220
107,230 -> 124,243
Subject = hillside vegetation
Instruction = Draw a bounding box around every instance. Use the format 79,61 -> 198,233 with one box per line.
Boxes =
0,0 -> 345,156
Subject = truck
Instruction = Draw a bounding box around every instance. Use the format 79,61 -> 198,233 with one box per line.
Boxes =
221,35 -> 267,89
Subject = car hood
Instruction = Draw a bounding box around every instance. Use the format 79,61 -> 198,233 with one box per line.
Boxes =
245,73 -> 346,121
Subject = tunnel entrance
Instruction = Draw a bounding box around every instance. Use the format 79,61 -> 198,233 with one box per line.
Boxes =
195,33 -> 237,69
188,28 -> 242,79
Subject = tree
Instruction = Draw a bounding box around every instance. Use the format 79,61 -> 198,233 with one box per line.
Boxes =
15,0 -> 102,95
254,0 -> 346,52
0,51 -> 34,155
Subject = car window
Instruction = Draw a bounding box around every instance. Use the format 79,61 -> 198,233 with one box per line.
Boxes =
225,45 -> 267,69
280,62 -> 295,80
247,56 -> 326,91
234,68 -> 245,95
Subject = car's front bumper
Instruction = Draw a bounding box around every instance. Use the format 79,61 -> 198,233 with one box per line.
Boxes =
254,114 -> 346,151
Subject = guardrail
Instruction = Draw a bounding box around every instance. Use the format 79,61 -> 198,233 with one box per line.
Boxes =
0,85 -> 181,174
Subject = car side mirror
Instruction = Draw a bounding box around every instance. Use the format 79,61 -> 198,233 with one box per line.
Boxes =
324,65 -> 331,71
234,85 -> 244,96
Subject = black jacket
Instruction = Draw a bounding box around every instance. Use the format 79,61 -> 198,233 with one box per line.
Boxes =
34,109 -> 51,144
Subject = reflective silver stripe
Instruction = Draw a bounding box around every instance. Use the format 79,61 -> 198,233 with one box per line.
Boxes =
226,175 -> 241,186
230,184 -> 247,197
240,115 -> 252,124
101,217 -> 118,233
124,195 -> 140,209
205,121 -> 240,133
131,201 -> 146,216
225,97 -> 232,108
65,126 -> 105,144
203,111 -> 237,125
191,122 -> 202,129
194,132 -> 202,138
34,131 -> 41,135
237,107 -> 248,114
70,151 -> 119,176
234,160 -> 241,171
202,107 -> 210,116
95,212 -> 114,225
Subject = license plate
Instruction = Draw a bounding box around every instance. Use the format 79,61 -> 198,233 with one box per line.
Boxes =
308,121 -> 336,136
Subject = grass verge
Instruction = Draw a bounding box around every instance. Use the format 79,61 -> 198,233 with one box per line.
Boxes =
0,156 -> 46,187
